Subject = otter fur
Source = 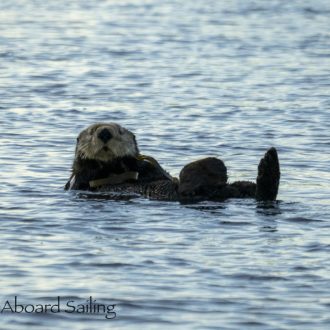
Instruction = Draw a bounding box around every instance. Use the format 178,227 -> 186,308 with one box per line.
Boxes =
65,123 -> 280,202
65,123 -> 174,191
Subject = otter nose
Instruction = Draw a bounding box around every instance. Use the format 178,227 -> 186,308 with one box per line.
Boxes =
98,128 -> 113,143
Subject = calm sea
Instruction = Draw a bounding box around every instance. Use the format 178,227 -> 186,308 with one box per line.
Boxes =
0,0 -> 329,329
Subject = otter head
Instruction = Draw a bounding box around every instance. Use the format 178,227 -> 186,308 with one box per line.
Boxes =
75,122 -> 139,162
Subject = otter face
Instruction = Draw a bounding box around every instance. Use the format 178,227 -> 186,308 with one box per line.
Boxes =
75,123 -> 139,162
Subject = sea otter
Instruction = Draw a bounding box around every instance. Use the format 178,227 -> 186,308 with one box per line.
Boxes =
65,123 -> 280,202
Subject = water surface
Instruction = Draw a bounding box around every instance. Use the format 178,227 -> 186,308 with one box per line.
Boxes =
0,0 -> 330,329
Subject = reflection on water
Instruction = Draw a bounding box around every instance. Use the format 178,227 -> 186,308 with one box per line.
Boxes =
0,0 -> 330,329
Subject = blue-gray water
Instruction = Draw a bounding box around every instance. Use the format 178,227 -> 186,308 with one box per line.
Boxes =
1,0 -> 330,329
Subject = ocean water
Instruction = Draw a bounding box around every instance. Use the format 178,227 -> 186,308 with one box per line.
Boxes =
0,0 -> 330,329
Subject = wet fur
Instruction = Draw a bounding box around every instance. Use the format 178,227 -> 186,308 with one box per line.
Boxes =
65,123 -> 280,202
65,123 -> 173,191
74,123 -> 139,162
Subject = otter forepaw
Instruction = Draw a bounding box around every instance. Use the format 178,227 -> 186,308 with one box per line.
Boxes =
256,147 -> 280,201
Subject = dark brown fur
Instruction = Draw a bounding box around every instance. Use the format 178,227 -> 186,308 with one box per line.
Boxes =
65,123 -> 280,202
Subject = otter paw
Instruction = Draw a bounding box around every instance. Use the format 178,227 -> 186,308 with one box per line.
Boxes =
256,147 -> 280,201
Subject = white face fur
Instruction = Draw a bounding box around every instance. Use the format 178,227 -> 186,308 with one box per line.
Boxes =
75,123 -> 139,162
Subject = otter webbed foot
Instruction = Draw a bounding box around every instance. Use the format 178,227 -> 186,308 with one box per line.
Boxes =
256,147 -> 280,201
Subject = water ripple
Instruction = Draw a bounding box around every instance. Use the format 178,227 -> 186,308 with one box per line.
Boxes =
0,0 -> 329,329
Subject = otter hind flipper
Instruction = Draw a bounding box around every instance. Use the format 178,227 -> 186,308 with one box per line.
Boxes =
256,147 -> 280,201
